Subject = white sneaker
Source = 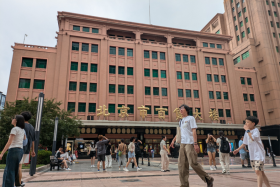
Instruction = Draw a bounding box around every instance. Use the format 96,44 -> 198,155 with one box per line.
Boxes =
137,167 -> 142,171
119,168 -> 121,170
91,165 -> 93,168
92,165 -> 96,167
222,169 -> 226,174
210,166 -> 214,171
226,171 -> 230,175
213,166 -> 216,171
66,168 -> 71,171
123,168 -> 129,171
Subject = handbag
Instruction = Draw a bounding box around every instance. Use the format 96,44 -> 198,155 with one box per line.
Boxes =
176,120 -> 182,144
23,131 -> 28,146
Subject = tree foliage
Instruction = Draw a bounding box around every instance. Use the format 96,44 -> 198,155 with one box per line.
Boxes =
0,98 -> 81,150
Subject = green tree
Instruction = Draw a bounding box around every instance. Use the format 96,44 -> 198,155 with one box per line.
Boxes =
0,98 -> 81,150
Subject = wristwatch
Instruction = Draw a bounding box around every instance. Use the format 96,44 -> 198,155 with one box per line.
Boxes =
246,130 -> 250,133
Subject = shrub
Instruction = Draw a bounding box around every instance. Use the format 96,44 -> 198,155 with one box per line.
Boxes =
37,150 -> 52,164
0,151 -> 8,164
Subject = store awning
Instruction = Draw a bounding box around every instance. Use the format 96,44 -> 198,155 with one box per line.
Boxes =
260,136 -> 278,141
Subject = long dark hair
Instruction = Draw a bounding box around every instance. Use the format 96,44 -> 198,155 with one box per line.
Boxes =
208,133 -> 213,142
15,115 -> 25,129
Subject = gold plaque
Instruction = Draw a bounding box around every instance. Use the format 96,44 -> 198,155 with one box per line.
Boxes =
232,131 -> 235,135
213,130 -> 216,135
159,129 -> 162,134
145,129 -> 149,134
228,131 -> 231,135
86,128 -> 91,134
112,128 -> 116,134
150,129 -> 153,134
197,130 -> 200,135
81,128 -> 85,134
167,129 -> 171,134
107,128 -> 111,134
127,128 -> 131,134
201,130 -> 204,135
92,128 -> 96,134
154,129 -> 158,134
163,129 -> 166,134
131,128 -> 135,134
224,131 -> 227,136
122,128 -> 126,134
117,128 -> 121,134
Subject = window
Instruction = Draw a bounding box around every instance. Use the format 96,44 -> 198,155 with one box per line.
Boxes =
19,79 -> 30,88
109,84 -> 115,93
216,30 -> 220,34
234,16 -> 236,21
235,25 -> 238,31
73,25 -> 80,31
152,69 -> 158,78
71,62 -> 78,71
237,2 -> 240,8
178,89 -> 183,97
160,52 -> 165,60
219,58 -> 224,65
241,77 -> 246,84
78,103 -> 86,112
36,59 -> 47,69
118,47 -> 124,56
183,55 -> 188,62
247,27 -> 251,34
184,72 -> 190,80
250,94 -> 255,101
205,57 -> 210,64
127,67 -> 133,75
22,58 -> 33,67
234,56 -> 241,65
68,102 -> 75,112
175,54 -> 181,61
154,106 -> 160,115
118,85 -> 125,93
240,21 -> 243,27
217,44 -> 222,49
214,75 -> 219,82
268,10 -> 271,16
242,31 -> 245,38
210,43 -> 215,48
69,82 -> 77,91
272,1 -> 275,6
247,78 -> 252,85
118,66 -> 125,75
218,109 -> 224,117
221,75 -> 226,83
189,108 -> 193,116
186,89 -> 191,98
91,44 -> 98,53
127,85 -> 134,94
266,0 -> 269,5
190,55 -> 196,63
226,109 -> 231,117
162,88 -> 167,96
144,69 -> 150,77
192,73 -> 197,81
127,49 -> 133,57
33,80 -> 45,89
92,28 -> 99,33
237,35 -> 240,41
153,87 -> 159,95
224,92 -> 229,100
238,12 -> 242,17
253,111 -> 258,117
127,105 -> 134,114
89,103 -> 96,113
246,110 -> 251,117
79,82 -> 87,91
207,74 -> 212,82
110,47 -> 116,55
243,7 -> 247,13
212,58 -> 217,65
279,3 -> 280,7
144,51 -> 150,58
72,42 -> 79,51
232,7 -> 235,12
90,83 -> 97,92
145,87 -> 151,95
245,17 -> 248,23
242,51 -> 249,60
243,94 -> 248,101
108,104 -> 115,113
277,46 -> 279,53
216,91 -> 221,99
194,90 -> 199,98
177,72 -> 182,79
91,64 -> 97,72
161,70 -> 166,78
152,51 -> 158,59
273,33 -> 276,38
163,106 -> 169,115
209,91 -> 214,99
271,21 -> 274,27
203,42 -> 208,47
274,12 -> 278,17
81,63 -> 88,71
82,43 -> 89,52
109,65 -> 116,74
82,27 -> 89,32
146,106 -> 151,114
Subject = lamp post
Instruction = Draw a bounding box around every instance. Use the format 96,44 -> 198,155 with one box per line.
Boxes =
268,136 -> 277,167
52,117 -> 59,156
30,92 -> 44,176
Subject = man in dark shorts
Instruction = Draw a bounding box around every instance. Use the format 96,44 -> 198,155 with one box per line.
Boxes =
96,135 -> 110,172
56,147 -> 71,170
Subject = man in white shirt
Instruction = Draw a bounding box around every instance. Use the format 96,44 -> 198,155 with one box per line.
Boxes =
160,135 -> 170,172
171,104 -> 214,187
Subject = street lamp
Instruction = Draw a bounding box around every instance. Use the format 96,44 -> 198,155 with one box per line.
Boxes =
30,92 -> 44,176
52,117 -> 59,156
268,136 -> 277,167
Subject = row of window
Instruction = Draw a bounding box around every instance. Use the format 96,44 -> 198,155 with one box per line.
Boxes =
71,62 -> 98,72
217,108 -> 232,118
72,43 -> 99,53
108,85 -> 134,94
18,79 -> 45,89
241,77 -> 252,85
246,110 -> 258,117
144,87 -> 168,96
243,94 -> 255,102
236,28 -> 251,42
209,91 -> 229,100
266,0 -> 280,7
233,51 -> 249,65
109,66 -> 133,75
144,69 -> 166,78
21,58 -> 47,68
207,74 -> 227,83
69,82 -> 98,92
177,72 -> 197,80
268,10 -> 279,17
202,43 -> 222,49
232,0 -> 245,12
205,57 -> 224,65
73,25 -> 99,33
175,54 -> 196,63
177,89 -> 199,98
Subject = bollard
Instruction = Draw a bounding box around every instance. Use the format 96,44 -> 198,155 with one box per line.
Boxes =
142,153 -> 144,165
148,154 -> 150,166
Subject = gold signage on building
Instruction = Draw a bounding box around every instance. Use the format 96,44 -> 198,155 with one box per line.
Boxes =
173,108 -> 182,120
127,128 -> 131,134
112,128 -> 116,134
154,129 -> 158,134
92,128 -> 96,134
138,105 -> 150,120
117,105 -> 130,120
145,129 -> 149,134
209,109 -> 219,121
167,129 -> 171,134
156,108 -> 168,120
122,128 -> 126,134
81,128 -> 85,134
117,128 -> 121,134
131,128 -> 135,134
194,108 -> 203,120
159,129 -> 162,134
97,105 -> 110,119
86,128 -> 91,134
107,128 -> 111,134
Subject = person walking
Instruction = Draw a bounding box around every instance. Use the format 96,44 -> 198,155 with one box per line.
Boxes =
206,133 -> 217,171
118,139 -> 127,170
239,136 -> 249,168
96,135 -> 110,172
124,137 -> 142,171
160,135 -> 170,172
115,145 -> 119,162
216,131 -> 230,174
170,104 -> 214,187
132,138 -> 142,168
1,115 -> 26,187
88,141 -> 96,168
105,142 -> 112,168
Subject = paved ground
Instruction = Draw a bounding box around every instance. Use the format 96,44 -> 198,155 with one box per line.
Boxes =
1,156 -> 280,187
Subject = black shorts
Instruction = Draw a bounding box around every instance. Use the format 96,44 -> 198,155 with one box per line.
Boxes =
97,154 -> 105,161
58,160 -> 63,164
90,151 -> 96,158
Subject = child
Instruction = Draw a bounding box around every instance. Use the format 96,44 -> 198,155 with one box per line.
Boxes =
233,116 -> 270,187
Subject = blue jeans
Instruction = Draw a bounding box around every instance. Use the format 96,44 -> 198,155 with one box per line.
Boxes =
2,148 -> 23,187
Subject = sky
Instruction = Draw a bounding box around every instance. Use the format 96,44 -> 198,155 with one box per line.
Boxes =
0,0 -> 224,95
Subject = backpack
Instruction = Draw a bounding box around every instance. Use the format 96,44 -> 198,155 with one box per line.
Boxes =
220,137 -> 230,153
135,143 -> 141,155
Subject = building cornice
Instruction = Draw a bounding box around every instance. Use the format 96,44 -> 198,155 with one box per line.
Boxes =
12,43 -> 57,53
201,13 -> 224,32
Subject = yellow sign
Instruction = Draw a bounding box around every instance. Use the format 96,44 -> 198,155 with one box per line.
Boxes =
194,108 -> 203,120
97,105 -> 110,118
117,105 -> 130,119
209,109 -> 219,121
137,105 -> 150,120
173,108 -> 182,120
156,108 -> 168,120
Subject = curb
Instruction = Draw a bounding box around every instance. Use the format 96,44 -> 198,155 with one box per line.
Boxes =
0,164 -> 49,172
